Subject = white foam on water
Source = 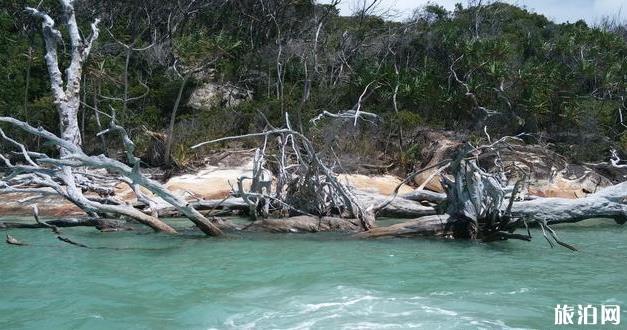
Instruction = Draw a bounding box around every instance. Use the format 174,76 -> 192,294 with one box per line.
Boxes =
282,313 -> 341,330
468,318 -> 530,330
506,288 -> 530,295
223,310 -> 279,329
603,297 -> 624,304
301,295 -> 379,313
421,305 -> 458,316
340,321 -> 423,329
219,286 -> 534,330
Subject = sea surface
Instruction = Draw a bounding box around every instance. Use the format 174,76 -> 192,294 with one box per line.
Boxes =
0,218 -> 626,329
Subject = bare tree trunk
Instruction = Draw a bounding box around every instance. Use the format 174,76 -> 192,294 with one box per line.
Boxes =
23,46 -> 32,119
26,1 -> 100,156
14,1 -> 212,235
123,47 -> 131,113
0,115 -> 223,236
94,78 -> 108,153
164,76 -> 189,166
81,76 -> 87,138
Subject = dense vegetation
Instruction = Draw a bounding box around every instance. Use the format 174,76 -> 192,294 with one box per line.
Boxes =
1,0 -> 625,170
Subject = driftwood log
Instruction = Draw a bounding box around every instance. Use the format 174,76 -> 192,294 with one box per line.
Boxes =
0,218 -> 130,231
243,216 -> 361,233
400,190 -> 447,204
355,215 -> 454,238
158,191 -> 438,219
360,169 -> 627,241
510,182 -> 627,224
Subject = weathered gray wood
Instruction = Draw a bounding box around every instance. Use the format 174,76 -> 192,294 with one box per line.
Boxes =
356,215 -> 454,238
354,191 -> 437,218
510,182 -> 627,224
192,120 -> 376,230
191,198 -> 249,211
0,218 -> 130,230
400,190 -> 447,204
243,216 -> 360,233
177,192 -> 437,220
0,116 -> 223,236
358,182 -> 627,239
26,0 -> 100,155
6,233 -> 27,246
10,2 -> 187,235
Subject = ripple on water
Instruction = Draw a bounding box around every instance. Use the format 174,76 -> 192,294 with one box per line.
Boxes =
220,286 -> 529,329
1,224 -> 626,329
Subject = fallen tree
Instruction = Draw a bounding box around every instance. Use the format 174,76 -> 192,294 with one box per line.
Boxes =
192,113 -> 380,230
0,0 -> 222,236
358,140 -> 627,249
182,191 -> 437,219
359,181 -> 627,240
0,116 -> 223,236
509,182 -> 627,225
2,1 -> 625,248
3,108 -> 625,246
187,119 -> 626,247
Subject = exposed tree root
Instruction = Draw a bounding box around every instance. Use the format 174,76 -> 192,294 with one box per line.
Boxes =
192,113 -> 378,230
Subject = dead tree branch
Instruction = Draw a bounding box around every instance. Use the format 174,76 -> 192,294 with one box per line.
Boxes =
0,116 -> 223,236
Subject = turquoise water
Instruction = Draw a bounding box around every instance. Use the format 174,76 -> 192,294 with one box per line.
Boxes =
1,218 -> 626,329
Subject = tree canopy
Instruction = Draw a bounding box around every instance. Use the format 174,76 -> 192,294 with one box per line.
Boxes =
1,0 -> 625,166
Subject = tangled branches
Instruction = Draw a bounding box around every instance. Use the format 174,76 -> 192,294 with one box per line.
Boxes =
193,113 -> 376,230
0,116 -> 223,236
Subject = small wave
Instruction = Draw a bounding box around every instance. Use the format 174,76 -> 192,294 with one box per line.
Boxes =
506,288 -> 529,295
468,318 -> 529,330
302,295 -> 378,313
421,305 -> 458,316
340,321 -> 423,329
221,286 -> 531,329
603,297 -> 624,304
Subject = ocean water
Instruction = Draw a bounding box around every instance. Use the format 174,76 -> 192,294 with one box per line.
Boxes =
0,218 -> 626,329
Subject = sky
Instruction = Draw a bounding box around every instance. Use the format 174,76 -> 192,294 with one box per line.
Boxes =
319,0 -> 627,24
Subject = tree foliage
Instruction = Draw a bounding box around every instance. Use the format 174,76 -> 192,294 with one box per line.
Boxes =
1,0 -> 625,165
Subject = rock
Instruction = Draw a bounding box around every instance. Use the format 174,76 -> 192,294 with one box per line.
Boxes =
527,186 -> 586,199
164,166 -> 254,201
413,131 -> 462,193
527,171 -> 609,199
479,143 -> 612,199
413,172 -> 446,193
114,183 -> 155,204
412,130 -> 614,199
187,82 -> 252,110
337,174 -> 414,195
0,192 -> 84,217
165,163 -> 415,203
